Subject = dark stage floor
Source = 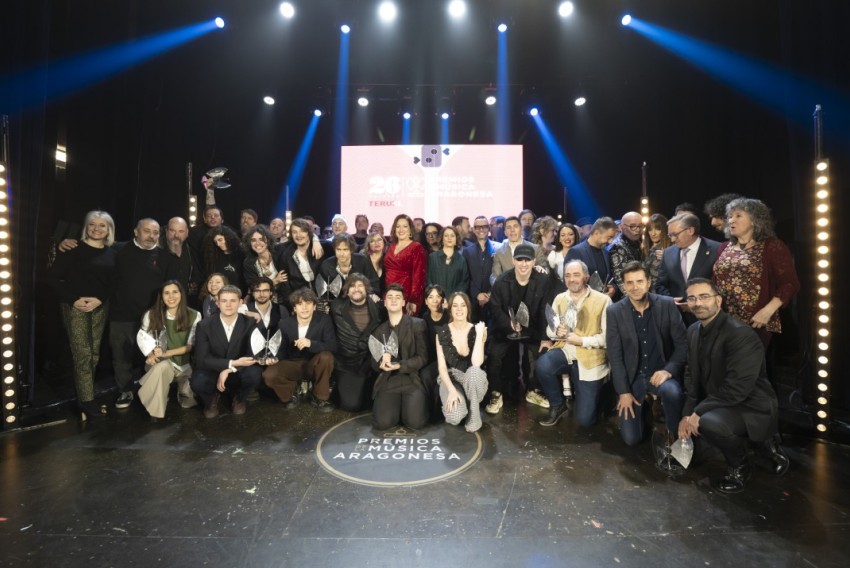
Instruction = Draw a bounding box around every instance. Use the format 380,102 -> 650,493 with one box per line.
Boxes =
1,392 -> 848,568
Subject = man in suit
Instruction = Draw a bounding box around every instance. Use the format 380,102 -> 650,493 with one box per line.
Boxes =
462,215 -> 498,324
607,261 -> 688,453
678,278 -> 789,493
565,217 -> 618,299
490,216 -> 537,284
370,283 -> 429,430
655,213 -> 720,325
191,285 -> 263,418
262,287 -> 337,411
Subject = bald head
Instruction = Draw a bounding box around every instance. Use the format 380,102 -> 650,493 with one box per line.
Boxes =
166,217 -> 189,252
620,211 -> 643,241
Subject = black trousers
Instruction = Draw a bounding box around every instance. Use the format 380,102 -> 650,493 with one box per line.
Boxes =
108,320 -> 141,392
190,366 -> 264,409
333,360 -> 376,412
372,374 -> 428,430
698,407 -> 750,467
486,338 -> 541,397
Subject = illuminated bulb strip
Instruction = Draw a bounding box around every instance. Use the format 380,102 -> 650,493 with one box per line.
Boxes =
188,195 -> 198,227
0,160 -> 17,428
814,160 -> 831,435
640,197 -> 649,224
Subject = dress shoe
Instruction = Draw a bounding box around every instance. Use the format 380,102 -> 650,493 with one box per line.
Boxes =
761,438 -> 790,476
115,391 -> 134,409
311,395 -> 333,413
79,400 -> 107,422
716,462 -> 752,494
204,394 -> 220,419
283,395 -> 300,410
539,403 -> 568,427
232,398 -> 247,416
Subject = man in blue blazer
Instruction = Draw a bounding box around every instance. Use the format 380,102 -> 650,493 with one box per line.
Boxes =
655,213 -> 720,325
607,261 -> 688,451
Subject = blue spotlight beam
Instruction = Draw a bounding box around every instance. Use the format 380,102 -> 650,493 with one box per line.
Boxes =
531,114 -> 600,219
441,117 -> 449,145
402,116 -> 411,145
1,21 -> 219,111
496,30 -> 510,143
627,18 -> 850,129
280,113 -> 321,209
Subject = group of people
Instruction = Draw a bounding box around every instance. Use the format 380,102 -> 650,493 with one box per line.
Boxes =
49,189 -> 800,493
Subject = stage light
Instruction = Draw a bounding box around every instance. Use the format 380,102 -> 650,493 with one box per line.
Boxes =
529,107 -> 539,116
357,97 -> 369,107
314,109 -> 323,117
812,153 -> 831,435
485,96 -> 496,106
403,112 -> 411,120
621,15 -> 632,26
818,396 -> 828,405
214,17 -> 225,29
559,2 -> 575,18
279,2 -> 295,19
498,23 -> 507,33
817,161 -> 828,171
378,2 -> 397,23
817,175 -> 828,185
55,144 -> 67,165
441,112 -> 450,120
574,97 -> 586,107
263,96 -> 275,106
341,24 -> 351,34
448,1 -> 466,19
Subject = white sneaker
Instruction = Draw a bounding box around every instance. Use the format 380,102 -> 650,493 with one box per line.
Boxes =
525,389 -> 550,409
485,391 -> 503,415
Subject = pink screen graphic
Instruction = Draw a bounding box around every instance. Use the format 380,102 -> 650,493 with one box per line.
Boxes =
341,145 -> 523,229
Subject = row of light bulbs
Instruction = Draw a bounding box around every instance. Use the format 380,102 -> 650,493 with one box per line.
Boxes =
0,162 -> 16,426
814,160 -> 830,433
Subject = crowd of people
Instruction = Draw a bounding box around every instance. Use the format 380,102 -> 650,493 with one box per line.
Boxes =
48,189 -> 800,493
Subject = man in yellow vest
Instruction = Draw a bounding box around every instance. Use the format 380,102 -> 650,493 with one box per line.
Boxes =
536,259 -> 611,427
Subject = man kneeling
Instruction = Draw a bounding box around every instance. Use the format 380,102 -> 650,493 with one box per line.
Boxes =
370,284 -> 429,430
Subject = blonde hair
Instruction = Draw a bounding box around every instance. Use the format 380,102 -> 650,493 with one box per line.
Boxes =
81,210 -> 116,246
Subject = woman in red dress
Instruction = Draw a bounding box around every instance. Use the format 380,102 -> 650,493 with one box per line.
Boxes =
383,214 -> 428,315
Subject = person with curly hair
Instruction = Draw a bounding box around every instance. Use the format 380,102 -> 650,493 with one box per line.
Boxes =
202,225 -> 244,293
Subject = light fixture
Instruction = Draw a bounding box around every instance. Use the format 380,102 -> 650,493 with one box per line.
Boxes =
485,96 -> 497,106
559,2 -> 575,18
0,154 -> 16,429
448,1 -> 466,20
640,162 -> 650,224
263,96 -> 275,106
55,144 -> 67,165
314,109 -> 323,117
279,2 -> 295,19
378,1 -> 397,23
402,112 -> 411,120
188,195 -> 198,227
214,17 -> 225,29
574,97 -> 586,107
621,14 -> 632,26
441,112 -> 450,120
813,157 -> 831,434
529,107 -> 539,116
497,23 -> 507,33
340,24 -> 351,34
357,97 -> 369,107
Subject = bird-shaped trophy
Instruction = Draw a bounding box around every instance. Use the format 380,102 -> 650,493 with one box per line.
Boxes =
507,302 -> 530,340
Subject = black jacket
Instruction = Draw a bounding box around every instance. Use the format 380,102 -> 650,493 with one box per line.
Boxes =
330,296 -> 386,367
277,311 -> 337,361
489,268 -> 555,342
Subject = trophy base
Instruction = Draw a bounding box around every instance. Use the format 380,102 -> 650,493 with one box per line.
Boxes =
506,333 -> 528,341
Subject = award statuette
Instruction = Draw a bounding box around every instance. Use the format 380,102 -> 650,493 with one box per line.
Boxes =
506,303 -> 530,341
156,328 -> 170,358
368,332 -> 399,364
251,327 -> 282,366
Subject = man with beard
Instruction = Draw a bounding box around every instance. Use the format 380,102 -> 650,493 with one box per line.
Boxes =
678,278 -> 788,493
609,211 -> 645,296
164,217 -> 204,309
330,273 -> 385,411
535,260 -> 611,427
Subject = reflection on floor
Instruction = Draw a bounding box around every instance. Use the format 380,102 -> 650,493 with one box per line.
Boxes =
1,392 -> 848,568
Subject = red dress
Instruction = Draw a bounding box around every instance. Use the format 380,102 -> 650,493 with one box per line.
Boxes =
383,240 -> 428,308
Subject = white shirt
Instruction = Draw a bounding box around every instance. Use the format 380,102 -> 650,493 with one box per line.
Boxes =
220,316 -> 238,342
679,236 -> 702,279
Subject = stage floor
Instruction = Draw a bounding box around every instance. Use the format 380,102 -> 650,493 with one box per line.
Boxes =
1,394 -> 848,568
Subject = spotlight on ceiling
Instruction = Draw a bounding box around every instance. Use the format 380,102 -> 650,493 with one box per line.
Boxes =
621,14 -> 632,26
403,112 -> 411,120
497,23 -> 507,33
378,1 -> 398,23
559,2 -> 575,18
263,96 -> 275,106
529,107 -> 539,117
214,17 -> 225,29
357,97 -> 369,107
574,97 -> 586,107
314,109 -> 323,117
485,96 -> 497,106
441,112 -> 450,120
448,1 -> 466,20
279,2 -> 295,19
341,24 -> 351,34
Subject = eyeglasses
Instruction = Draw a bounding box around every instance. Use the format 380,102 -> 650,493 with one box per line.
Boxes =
473,225 -> 489,231
425,232 -> 438,237
668,228 -> 692,239
685,293 -> 719,304
623,224 -> 644,231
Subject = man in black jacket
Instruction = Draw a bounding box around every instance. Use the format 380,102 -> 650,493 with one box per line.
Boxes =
462,216 -> 498,324
485,243 -> 555,414
330,274 -> 385,411
678,278 -> 789,493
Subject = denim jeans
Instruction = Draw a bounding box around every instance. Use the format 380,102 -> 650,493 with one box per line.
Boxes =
618,375 -> 684,446
536,349 -> 605,427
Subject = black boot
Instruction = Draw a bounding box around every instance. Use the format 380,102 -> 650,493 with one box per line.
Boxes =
761,437 -> 790,476
716,461 -> 752,494
539,403 -> 569,427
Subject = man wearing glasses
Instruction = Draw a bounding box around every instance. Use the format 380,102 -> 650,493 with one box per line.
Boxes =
655,213 -> 720,326
462,216 -> 498,324
608,211 -> 645,297
678,278 -> 788,493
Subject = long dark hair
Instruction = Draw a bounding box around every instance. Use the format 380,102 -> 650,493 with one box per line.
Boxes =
202,225 -> 242,275
147,280 -> 191,333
